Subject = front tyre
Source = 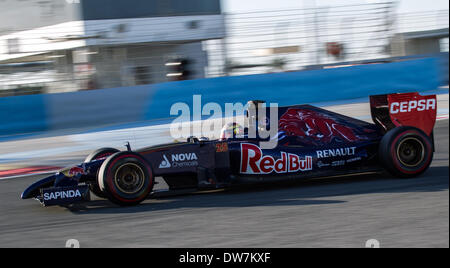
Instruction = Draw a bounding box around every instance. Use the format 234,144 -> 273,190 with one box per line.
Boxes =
98,152 -> 154,206
84,148 -> 119,198
379,126 -> 433,178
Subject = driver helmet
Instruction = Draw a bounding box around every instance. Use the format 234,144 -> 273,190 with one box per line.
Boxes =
220,122 -> 244,140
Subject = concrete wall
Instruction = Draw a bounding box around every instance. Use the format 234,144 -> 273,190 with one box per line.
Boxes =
0,57 -> 441,136
404,38 -> 441,55
439,52 -> 449,85
0,94 -> 48,135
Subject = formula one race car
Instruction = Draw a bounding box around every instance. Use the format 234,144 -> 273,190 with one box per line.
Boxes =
21,92 -> 437,207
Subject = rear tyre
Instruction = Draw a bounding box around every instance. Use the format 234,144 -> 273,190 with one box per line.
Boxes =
98,152 -> 154,206
84,148 -> 119,198
379,126 -> 433,178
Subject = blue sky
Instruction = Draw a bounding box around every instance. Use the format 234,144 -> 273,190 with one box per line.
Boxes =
223,0 -> 449,13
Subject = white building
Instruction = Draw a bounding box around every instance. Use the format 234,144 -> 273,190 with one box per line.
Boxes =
0,0 -> 225,94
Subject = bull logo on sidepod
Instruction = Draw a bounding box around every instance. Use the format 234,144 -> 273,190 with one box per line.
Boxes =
240,143 -> 312,174
278,108 -> 360,145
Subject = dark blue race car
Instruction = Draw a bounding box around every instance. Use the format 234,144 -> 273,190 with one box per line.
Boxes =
22,92 -> 437,207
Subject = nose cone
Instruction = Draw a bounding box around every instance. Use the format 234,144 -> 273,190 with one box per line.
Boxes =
20,174 -> 57,199
21,186 -> 35,199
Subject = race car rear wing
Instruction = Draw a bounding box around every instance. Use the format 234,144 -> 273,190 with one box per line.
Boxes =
370,92 -> 437,136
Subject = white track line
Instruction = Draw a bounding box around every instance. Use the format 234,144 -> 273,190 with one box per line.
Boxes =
0,170 -> 59,181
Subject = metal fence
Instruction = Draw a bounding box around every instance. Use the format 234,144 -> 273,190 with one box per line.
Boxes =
0,2 -> 448,97
210,2 -> 397,76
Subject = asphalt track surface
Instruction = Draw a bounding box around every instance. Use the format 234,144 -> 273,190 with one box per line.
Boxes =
0,120 -> 448,248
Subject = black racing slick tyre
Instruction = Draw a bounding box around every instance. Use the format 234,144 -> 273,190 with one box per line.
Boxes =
379,126 -> 433,178
98,152 -> 154,206
84,148 -> 119,198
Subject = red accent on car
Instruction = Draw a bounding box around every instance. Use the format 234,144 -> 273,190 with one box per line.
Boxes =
387,93 -> 437,135
279,108 -> 359,143
240,143 -> 262,173
68,166 -> 85,176
240,143 -> 313,174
